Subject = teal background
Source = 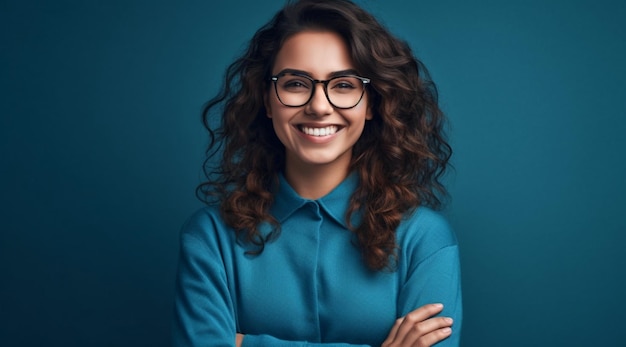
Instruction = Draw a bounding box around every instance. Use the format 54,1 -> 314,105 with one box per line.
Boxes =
1,0 -> 624,346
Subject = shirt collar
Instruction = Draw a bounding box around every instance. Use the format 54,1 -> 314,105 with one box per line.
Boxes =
270,173 -> 359,228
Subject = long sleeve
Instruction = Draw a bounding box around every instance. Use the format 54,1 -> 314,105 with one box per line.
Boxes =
242,335 -> 369,347
172,218 -> 237,347
396,209 -> 463,346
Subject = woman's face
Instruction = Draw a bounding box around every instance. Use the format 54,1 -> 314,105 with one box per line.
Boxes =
266,30 -> 372,174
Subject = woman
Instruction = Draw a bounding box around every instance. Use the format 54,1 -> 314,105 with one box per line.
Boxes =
173,0 -> 461,346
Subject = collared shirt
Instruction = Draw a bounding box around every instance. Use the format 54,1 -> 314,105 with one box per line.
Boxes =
172,174 -> 462,346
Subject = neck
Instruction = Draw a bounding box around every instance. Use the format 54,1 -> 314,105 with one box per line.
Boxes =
284,160 -> 351,200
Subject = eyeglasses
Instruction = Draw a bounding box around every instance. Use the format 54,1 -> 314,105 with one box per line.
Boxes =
270,73 -> 370,109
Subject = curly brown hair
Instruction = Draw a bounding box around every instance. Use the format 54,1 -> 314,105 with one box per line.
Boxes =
197,0 -> 452,271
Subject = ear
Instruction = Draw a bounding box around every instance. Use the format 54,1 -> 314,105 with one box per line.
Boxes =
365,104 -> 373,120
264,92 -> 272,118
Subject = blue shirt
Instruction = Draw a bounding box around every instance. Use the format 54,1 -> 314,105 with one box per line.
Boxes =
172,174 -> 462,346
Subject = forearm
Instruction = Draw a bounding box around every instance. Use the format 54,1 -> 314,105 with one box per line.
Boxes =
240,334 -> 371,347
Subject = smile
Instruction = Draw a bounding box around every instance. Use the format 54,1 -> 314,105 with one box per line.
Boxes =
299,125 -> 339,137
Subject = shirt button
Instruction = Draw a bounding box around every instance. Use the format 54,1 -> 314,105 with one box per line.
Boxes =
305,201 -> 321,217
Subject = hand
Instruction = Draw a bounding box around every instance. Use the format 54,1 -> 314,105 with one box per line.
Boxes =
236,333 -> 244,347
381,303 -> 453,347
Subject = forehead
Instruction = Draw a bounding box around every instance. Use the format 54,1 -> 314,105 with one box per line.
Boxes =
272,31 -> 354,78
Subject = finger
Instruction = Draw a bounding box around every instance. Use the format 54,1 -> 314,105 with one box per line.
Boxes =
235,333 -> 244,347
413,326 -> 452,347
405,303 -> 445,323
382,317 -> 404,346
394,304 -> 444,343
400,317 -> 453,346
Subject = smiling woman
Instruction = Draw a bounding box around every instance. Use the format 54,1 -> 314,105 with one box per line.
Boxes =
172,1 -> 460,346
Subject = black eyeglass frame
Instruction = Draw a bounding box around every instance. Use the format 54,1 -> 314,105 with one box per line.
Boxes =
270,73 -> 371,109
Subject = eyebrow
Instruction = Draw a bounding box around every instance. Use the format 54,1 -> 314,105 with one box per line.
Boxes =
275,68 -> 360,79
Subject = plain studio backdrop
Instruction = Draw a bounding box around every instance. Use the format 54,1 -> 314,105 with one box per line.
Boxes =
1,0 -> 624,346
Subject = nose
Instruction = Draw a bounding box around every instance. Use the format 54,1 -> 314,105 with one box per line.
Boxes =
305,82 -> 333,117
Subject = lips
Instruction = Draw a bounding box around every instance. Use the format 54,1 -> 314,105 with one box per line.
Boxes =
298,125 -> 340,137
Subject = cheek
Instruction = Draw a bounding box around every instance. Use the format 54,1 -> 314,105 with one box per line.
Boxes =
269,112 -> 292,143
267,92 -> 288,118
350,104 -> 372,124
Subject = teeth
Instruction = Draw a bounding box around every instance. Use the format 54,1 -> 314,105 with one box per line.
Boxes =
301,125 -> 338,137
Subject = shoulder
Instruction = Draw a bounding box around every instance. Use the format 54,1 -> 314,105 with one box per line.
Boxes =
398,206 -> 456,241
179,205 -> 234,246
396,206 -> 458,262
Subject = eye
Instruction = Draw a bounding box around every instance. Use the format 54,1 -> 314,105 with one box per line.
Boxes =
334,82 -> 356,89
281,78 -> 312,92
329,77 -> 359,93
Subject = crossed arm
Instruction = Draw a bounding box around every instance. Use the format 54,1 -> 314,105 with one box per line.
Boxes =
235,303 -> 454,347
